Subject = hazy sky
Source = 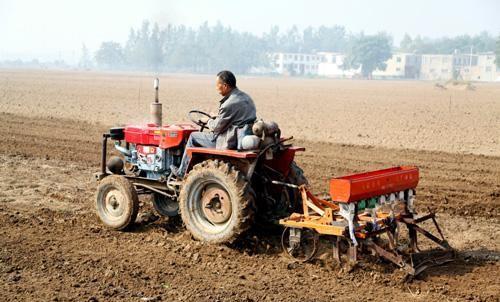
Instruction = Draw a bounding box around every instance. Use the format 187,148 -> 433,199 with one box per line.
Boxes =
1,0 -> 499,63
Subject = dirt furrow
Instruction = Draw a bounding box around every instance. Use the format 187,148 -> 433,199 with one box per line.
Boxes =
0,112 -> 499,301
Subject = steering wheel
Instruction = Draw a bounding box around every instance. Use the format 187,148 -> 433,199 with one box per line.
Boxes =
188,110 -> 214,132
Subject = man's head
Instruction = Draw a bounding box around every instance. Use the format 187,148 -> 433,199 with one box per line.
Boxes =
216,70 -> 236,96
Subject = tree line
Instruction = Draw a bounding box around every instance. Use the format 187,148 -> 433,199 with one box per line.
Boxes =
85,21 -> 499,74
399,32 -> 496,54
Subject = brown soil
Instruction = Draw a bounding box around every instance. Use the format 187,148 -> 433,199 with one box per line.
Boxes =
0,112 -> 499,301
1,70 -> 499,156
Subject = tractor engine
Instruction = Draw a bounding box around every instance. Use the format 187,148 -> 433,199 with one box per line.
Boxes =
105,77 -> 196,181
107,123 -> 196,180
129,144 -> 171,179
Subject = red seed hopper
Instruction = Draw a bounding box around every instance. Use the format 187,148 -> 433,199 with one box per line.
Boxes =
329,166 -> 419,203
279,166 -> 454,276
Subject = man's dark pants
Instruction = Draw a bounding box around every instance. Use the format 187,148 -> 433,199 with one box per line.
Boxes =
177,132 -> 216,177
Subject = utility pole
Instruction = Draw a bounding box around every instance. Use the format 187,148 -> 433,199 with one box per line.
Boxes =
469,46 -> 473,69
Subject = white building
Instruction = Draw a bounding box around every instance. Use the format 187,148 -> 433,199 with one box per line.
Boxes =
372,53 -> 421,79
270,53 -> 321,76
316,52 -> 360,78
419,54 -> 454,81
419,52 -> 499,82
270,51 -> 500,82
455,52 -> 498,82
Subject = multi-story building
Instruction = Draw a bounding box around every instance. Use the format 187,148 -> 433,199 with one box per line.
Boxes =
419,52 -> 499,81
270,52 -> 321,76
419,54 -> 454,80
372,53 -> 421,79
454,52 -> 497,82
270,51 -> 499,82
475,53 -> 498,82
453,53 -> 478,81
316,52 -> 360,78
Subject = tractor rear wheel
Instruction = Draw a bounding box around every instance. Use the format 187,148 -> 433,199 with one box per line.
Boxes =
288,161 -> 308,186
287,161 -> 309,212
179,159 -> 254,244
95,175 -> 139,230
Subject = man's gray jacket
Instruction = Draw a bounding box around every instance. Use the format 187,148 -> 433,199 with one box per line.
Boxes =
207,88 -> 256,150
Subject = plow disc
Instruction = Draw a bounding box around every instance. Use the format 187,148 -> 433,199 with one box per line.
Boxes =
281,227 -> 319,262
363,213 -> 455,276
409,249 -> 455,276
279,166 -> 455,277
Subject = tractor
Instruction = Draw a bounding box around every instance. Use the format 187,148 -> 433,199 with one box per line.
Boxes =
95,79 -> 454,276
95,79 -> 307,244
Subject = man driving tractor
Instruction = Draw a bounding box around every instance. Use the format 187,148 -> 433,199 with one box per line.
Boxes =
171,70 -> 257,178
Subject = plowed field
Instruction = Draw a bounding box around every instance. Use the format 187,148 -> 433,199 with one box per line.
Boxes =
0,70 -> 499,301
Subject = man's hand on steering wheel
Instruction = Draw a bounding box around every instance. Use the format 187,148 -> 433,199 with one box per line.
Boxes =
188,110 -> 214,132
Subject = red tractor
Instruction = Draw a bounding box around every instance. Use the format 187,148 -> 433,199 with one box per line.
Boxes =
95,79 -> 307,244
95,79 -> 454,275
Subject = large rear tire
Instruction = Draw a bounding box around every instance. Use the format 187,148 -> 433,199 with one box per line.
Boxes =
287,161 -> 309,212
179,160 -> 254,244
95,175 -> 139,230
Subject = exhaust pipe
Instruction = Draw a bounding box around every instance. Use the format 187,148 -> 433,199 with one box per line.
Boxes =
150,78 -> 162,126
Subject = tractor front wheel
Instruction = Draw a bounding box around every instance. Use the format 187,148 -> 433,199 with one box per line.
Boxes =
179,160 -> 254,244
95,175 -> 139,230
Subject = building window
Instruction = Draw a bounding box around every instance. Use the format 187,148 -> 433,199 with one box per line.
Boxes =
396,56 -> 401,62
486,66 -> 492,72
442,69 -> 448,73
396,67 -> 401,71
